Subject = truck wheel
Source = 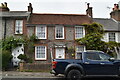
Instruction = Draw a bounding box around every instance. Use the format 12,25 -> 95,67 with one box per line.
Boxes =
67,69 -> 82,80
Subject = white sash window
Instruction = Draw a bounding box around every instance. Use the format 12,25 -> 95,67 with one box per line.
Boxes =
36,25 -> 47,39
75,26 -> 85,39
15,20 -> 23,34
35,46 -> 47,60
109,32 -> 116,42
55,25 -> 64,39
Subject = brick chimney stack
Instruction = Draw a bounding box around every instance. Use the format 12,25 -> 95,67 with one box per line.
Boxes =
0,2 -> 10,12
110,3 -> 120,21
86,3 -> 93,17
28,3 -> 33,13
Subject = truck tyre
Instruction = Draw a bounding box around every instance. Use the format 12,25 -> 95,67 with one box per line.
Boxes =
67,69 -> 82,80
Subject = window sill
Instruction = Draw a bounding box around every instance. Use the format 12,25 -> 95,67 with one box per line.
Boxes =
35,59 -> 47,61
37,38 -> 47,39
14,33 -> 23,35
55,38 -> 65,40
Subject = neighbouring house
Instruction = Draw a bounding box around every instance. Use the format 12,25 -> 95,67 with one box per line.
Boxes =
93,3 -> 120,59
0,2 -> 30,66
93,3 -> 120,43
93,18 -> 120,43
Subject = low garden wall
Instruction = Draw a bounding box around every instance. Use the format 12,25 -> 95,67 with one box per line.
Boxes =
19,62 -> 52,72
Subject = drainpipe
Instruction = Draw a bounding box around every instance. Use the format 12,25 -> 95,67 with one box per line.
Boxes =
4,18 -> 7,39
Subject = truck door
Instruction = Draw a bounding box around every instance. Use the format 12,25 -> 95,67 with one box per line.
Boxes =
83,52 -> 118,75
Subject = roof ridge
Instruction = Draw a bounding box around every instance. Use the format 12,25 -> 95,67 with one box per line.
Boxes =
32,13 -> 87,16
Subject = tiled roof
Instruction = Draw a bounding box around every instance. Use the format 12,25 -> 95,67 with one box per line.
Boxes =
93,18 -> 120,31
28,13 -> 92,25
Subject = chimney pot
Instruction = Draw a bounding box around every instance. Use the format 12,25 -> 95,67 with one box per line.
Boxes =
4,2 -> 7,7
87,3 -> 90,8
28,3 -> 33,13
114,4 -> 117,10
0,2 -> 9,12
29,3 -> 32,7
116,4 -> 119,10
1,3 -> 4,7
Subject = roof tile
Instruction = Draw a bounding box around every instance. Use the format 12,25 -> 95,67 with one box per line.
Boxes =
28,13 -> 92,25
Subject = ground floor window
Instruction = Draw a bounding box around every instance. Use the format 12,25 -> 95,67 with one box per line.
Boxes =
108,32 -> 116,42
35,46 -> 47,60
76,45 -> 85,59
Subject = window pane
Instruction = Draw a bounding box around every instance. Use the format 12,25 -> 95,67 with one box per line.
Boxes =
15,20 -> 23,34
75,26 -> 84,39
109,33 -> 115,41
56,25 -> 64,39
36,25 -> 46,39
35,46 -> 46,59
76,46 -> 84,52
99,53 -> 110,61
86,53 -> 101,60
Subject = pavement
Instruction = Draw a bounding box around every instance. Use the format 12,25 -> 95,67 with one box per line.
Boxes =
1,71 -> 64,78
0,71 -> 120,80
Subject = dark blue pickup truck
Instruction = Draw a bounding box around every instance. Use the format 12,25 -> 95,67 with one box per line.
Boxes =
51,51 -> 120,80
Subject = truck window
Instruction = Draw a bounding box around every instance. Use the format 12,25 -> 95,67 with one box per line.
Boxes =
86,52 -> 101,61
99,53 -> 110,61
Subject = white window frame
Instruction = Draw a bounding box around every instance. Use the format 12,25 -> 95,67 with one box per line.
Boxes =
15,20 -> 23,34
116,32 -> 118,42
75,26 -> 85,39
76,45 -> 86,53
55,48 -> 65,59
55,25 -> 64,39
108,32 -> 116,42
36,25 -> 47,39
35,46 -> 47,60
75,45 -> 86,59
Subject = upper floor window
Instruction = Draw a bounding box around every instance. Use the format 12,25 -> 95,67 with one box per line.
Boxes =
35,46 -> 47,60
109,32 -> 116,42
36,25 -> 47,39
15,20 -> 23,34
75,26 -> 85,39
55,25 -> 64,39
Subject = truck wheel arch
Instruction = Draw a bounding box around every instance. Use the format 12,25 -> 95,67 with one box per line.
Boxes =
64,64 -> 85,77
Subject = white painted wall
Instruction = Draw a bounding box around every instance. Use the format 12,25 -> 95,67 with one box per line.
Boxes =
102,32 -> 120,43
12,44 -> 24,66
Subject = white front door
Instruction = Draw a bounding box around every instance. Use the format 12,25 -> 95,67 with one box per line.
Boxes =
55,48 -> 65,59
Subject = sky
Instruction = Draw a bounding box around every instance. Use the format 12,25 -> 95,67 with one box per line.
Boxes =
0,0 -> 120,18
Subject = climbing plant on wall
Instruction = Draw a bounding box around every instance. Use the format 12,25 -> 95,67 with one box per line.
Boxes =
76,22 -> 120,58
0,34 -> 37,70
